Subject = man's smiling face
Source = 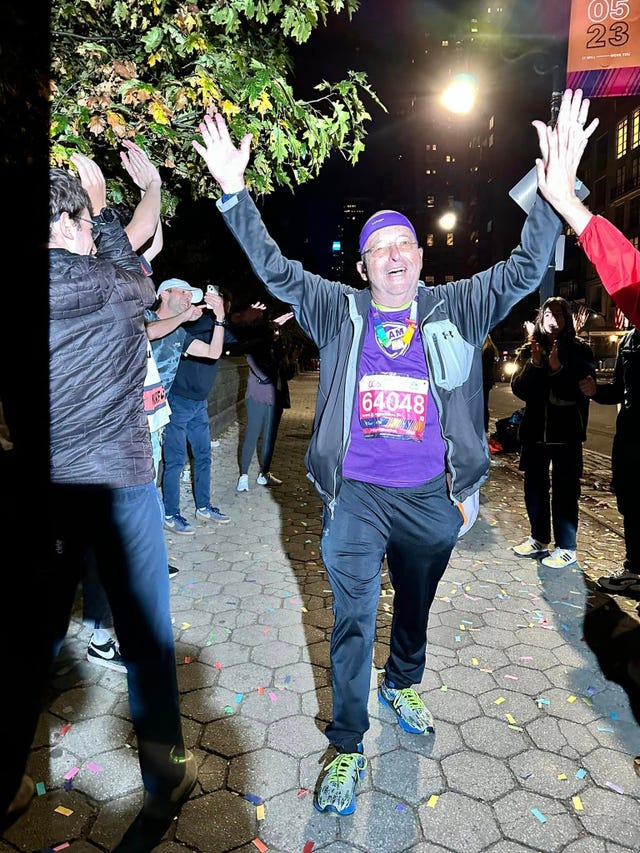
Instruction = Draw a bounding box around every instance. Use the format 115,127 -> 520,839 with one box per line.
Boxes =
356,225 -> 423,308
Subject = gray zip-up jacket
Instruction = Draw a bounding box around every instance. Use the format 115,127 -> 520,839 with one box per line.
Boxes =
218,189 -> 561,512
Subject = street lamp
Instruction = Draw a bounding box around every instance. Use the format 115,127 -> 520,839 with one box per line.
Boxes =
438,212 -> 457,231
440,73 -> 477,115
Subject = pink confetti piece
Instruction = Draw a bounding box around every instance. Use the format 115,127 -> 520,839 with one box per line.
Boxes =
605,781 -> 624,794
86,762 -> 100,773
268,692 -> 277,701
64,767 -> 79,780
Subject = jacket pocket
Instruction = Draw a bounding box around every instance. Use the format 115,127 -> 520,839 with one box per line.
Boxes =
425,320 -> 474,390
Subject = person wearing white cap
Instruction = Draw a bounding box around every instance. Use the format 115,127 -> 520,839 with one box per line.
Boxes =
192,89 -> 596,816
145,278 -> 228,535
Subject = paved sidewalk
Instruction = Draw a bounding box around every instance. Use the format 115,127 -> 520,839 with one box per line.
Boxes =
4,372 -> 640,853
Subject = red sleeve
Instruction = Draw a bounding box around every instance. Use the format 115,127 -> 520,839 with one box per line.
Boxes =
578,216 -> 640,326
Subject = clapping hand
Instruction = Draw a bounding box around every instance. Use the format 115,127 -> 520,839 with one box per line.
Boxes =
548,340 -> 561,373
120,140 -> 161,193
273,312 -> 294,326
70,152 -> 107,214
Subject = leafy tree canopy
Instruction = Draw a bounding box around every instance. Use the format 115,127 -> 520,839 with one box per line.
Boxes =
51,0 -> 385,217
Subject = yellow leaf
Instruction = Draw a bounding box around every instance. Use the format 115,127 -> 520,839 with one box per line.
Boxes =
149,100 -> 172,125
148,51 -> 161,68
221,100 -> 240,117
251,91 -> 272,116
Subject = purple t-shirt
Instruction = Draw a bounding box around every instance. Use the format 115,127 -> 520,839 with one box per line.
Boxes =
342,305 -> 446,487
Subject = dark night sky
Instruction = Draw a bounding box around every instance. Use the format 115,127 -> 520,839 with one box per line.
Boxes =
156,0 -> 572,299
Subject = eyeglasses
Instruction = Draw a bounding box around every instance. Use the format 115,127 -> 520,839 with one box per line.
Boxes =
362,239 -> 418,260
76,216 -> 94,228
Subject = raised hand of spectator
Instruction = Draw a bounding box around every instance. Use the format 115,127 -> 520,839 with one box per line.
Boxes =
273,312 -> 294,327
70,152 -> 107,215
193,111 -> 252,195
121,140 -> 161,193
203,290 -> 225,321
548,340 -> 561,373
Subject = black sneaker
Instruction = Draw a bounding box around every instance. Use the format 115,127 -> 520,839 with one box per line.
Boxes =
87,638 -> 127,673
168,565 -> 179,578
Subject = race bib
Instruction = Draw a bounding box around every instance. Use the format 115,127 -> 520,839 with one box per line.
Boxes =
358,373 -> 428,440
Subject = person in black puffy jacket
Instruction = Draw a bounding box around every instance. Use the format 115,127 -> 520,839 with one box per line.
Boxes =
511,296 -> 595,568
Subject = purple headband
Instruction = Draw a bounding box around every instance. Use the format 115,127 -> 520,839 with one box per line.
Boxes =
358,210 -> 417,254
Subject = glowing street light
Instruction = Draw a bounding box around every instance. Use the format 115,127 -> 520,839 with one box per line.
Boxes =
440,73 -> 477,115
438,212 -> 457,231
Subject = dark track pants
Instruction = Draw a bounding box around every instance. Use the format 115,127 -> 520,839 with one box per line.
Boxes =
320,474 -> 462,753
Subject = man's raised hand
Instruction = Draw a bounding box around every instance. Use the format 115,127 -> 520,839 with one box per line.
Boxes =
192,112 -> 252,195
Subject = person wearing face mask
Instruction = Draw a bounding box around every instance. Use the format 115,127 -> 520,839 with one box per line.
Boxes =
510,297 -> 596,568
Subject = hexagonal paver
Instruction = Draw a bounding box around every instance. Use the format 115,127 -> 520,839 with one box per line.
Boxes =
494,789 -> 580,850
267,715 -> 327,757
228,747 -> 298,799
508,748 -> 586,797
442,752 -> 517,802
460,717 -> 528,759
175,789 -> 256,852
201,716 -> 266,757
418,790 -> 501,852
373,747 -> 444,804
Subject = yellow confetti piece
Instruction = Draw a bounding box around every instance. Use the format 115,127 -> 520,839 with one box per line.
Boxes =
494,697 -> 506,705
426,794 -> 439,808
572,796 -> 584,811
301,607 -> 308,613
440,685 -> 448,691
567,695 -> 577,703
54,806 -> 73,816
180,622 -> 191,630
507,724 -> 524,731
256,804 -> 265,820
557,773 -> 567,781
459,624 -> 466,631
472,658 -> 479,666
505,713 -> 516,724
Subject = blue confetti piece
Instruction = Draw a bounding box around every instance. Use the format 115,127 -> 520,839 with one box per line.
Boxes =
531,808 -> 546,823
395,803 -> 406,812
597,726 -> 614,732
284,675 -> 291,684
586,686 -> 596,696
610,711 -> 618,720
455,635 -> 461,642
535,698 -> 550,706
63,780 -> 73,791
576,769 -> 587,779
35,781 -> 46,796
244,793 -> 263,805
235,693 -> 243,703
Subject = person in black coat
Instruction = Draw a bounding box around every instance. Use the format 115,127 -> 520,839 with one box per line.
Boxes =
510,297 -> 595,568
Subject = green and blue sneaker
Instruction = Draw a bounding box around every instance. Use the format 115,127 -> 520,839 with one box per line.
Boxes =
313,745 -> 367,816
379,679 -> 435,734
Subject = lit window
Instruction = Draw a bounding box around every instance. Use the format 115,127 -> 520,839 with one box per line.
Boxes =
446,233 -> 454,247
425,275 -> 435,284
616,118 -> 628,159
441,40 -> 449,47
445,275 -> 454,282
427,195 -> 435,208
631,107 -> 640,149
445,154 -> 456,163
426,233 -> 434,247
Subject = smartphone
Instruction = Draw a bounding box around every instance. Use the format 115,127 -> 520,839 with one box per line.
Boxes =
207,284 -> 219,296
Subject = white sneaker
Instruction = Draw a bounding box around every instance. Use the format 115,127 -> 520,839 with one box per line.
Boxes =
257,472 -> 282,486
541,548 -> 577,568
512,537 -> 549,557
237,474 -> 249,492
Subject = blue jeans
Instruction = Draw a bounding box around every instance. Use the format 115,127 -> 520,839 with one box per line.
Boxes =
163,393 -> 211,516
320,474 -> 462,753
49,480 -> 185,795
519,442 -> 583,550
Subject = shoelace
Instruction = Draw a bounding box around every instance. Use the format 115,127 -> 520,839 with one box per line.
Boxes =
392,687 -> 425,712
324,752 -> 361,785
